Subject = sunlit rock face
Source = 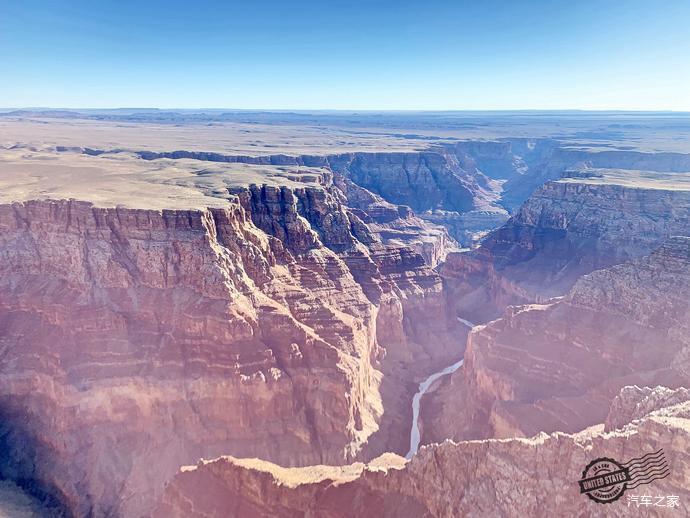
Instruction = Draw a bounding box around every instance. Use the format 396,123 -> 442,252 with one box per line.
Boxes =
426,237 -> 690,444
152,386 -> 690,518
0,172 -> 463,517
441,172 -> 690,322
326,152 -> 486,213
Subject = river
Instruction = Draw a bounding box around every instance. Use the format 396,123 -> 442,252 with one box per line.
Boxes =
405,317 -> 475,459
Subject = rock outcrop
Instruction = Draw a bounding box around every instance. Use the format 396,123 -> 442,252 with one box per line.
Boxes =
326,151 -> 501,215
500,146 -> 690,211
604,385 -> 690,432
426,237 -> 690,444
153,386 -> 690,518
441,171 -> 690,321
0,167 -> 463,517
57,146 -> 516,246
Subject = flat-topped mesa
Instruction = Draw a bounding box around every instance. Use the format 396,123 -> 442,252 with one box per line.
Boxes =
426,236 -> 690,444
59,139 -> 690,253
0,198 -> 380,516
441,170 -> 690,322
55,146 -> 513,246
555,147 -> 690,172
501,146 -> 690,210
0,152 -> 467,516
115,148 -> 495,215
152,386 -> 690,518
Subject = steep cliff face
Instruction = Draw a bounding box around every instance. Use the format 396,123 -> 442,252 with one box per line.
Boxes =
326,152 -> 497,214
2,130 -> 689,518
0,198 -> 367,516
449,140 -> 525,179
0,169 -> 463,517
96,147 -> 500,218
441,173 -> 690,321
488,179 -> 690,296
153,386 -> 690,518
555,148 -> 690,172
426,237 -> 690,444
501,147 -> 690,210
64,146 -> 513,246
40,134 -> 690,250
325,150 -> 511,247
330,172 -> 455,268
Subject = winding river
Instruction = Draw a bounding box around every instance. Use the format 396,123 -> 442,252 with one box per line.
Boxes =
405,317 -> 475,459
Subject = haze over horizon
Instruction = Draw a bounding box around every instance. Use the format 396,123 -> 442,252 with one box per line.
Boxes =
5,108 -> 690,114
2,0 -> 689,111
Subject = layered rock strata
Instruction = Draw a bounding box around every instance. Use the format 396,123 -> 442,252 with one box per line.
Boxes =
0,167 -> 462,517
59,141 -> 690,251
55,146 -> 513,245
153,386 -> 690,518
426,237 -> 690,444
441,172 -> 690,321
1,135 -> 689,517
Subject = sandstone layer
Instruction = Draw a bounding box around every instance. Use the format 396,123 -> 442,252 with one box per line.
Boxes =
1,115 -> 690,517
441,169 -> 690,322
0,154 -> 465,517
153,386 -> 690,518
426,236 -> 690,444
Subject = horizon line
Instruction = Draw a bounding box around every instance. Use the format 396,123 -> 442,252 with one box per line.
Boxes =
3,107 -> 690,114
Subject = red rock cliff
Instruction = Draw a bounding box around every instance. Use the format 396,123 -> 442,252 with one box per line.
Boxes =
0,175 -> 462,517
152,386 -> 690,518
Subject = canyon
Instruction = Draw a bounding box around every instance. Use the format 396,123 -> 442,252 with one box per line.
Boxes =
0,111 -> 689,517
153,385 -> 690,517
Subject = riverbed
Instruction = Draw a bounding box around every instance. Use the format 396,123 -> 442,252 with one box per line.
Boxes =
405,317 -> 475,459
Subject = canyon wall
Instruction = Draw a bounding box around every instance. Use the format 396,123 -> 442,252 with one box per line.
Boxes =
64,141 -> 690,251
500,146 -> 690,210
1,133 -> 689,517
482,179 -> 690,296
441,174 -> 690,322
121,148 -> 499,216
0,172 -> 463,517
426,236 -> 690,444
56,145 -> 513,246
153,386 -> 690,518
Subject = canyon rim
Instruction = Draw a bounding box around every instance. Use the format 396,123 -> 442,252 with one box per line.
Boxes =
2,1 -> 690,516
0,111 -> 688,517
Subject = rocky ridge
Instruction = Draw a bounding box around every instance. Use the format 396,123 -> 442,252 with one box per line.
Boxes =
1,131 -> 689,517
425,236 -> 690,444
0,165 -> 464,517
441,170 -> 690,322
51,139 -> 690,249
152,385 -> 690,517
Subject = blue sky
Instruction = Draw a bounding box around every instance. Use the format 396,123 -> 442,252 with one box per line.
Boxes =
1,0 -> 689,110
